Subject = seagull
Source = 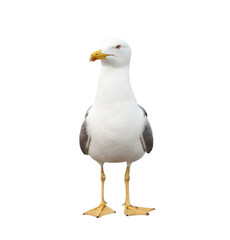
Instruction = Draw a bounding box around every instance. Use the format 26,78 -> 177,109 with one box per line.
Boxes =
80,38 -> 154,217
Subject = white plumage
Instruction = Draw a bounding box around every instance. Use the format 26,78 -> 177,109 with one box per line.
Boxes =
87,61 -> 146,165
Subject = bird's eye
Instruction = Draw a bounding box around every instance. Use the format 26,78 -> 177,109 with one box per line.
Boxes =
116,45 -> 121,49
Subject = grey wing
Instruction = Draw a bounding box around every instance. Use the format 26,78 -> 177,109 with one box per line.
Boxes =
79,106 -> 92,155
139,105 -> 153,153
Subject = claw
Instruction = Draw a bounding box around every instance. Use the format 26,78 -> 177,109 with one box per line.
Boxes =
124,205 -> 155,216
83,203 -> 116,218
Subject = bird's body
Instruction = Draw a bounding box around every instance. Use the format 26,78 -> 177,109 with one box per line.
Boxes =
80,39 -> 154,217
86,64 -> 145,165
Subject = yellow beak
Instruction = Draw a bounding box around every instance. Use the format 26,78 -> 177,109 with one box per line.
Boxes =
89,49 -> 111,62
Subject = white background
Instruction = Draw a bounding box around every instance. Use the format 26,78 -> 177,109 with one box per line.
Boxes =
0,0 -> 230,239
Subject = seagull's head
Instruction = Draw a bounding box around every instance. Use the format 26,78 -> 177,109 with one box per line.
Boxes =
89,38 -> 131,67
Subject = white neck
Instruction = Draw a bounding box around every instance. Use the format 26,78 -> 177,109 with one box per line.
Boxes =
94,64 -> 136,107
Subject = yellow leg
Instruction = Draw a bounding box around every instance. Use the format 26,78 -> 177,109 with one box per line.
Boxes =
83,166 -> 116,218
123,165 -> 155,216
